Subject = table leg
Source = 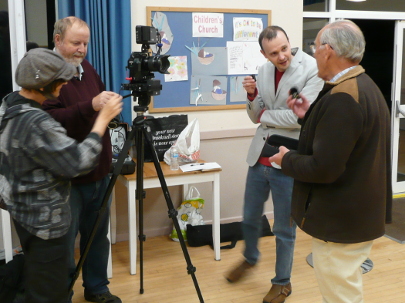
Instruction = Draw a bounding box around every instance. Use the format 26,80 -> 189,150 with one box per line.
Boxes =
107,221 -> 112,278
182,184 -> 189,201
128,181 -> 137,275
1,209 -> 13,262
212,173 -> 221,261
110,187 -> 117,244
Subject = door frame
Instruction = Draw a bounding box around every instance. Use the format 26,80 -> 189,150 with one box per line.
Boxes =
391,21 -> 405,194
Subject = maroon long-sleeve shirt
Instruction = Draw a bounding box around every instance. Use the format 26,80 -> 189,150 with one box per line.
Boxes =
42,59 -> 112,184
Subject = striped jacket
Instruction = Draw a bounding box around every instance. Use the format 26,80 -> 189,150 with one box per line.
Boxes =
0,92 -> 102,239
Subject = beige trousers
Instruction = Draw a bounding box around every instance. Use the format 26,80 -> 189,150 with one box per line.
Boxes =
312,237 -> 373,303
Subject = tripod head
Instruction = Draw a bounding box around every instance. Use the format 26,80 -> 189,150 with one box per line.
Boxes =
133,105 -> 149,115
132,106 -> 151,129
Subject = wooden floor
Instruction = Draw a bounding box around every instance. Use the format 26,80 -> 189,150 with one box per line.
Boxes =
72,222 -> 405,303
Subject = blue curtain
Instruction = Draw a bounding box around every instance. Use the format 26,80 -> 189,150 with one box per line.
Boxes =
58,0 -> 132,124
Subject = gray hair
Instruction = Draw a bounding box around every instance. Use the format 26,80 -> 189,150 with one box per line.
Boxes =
53,16 -> 89,42
320,20 -> 365,63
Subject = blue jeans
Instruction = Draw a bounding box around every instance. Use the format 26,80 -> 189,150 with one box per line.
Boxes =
66,176 -> 111,295
242,163 -> 296,285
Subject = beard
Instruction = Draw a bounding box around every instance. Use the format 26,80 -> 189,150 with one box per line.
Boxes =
55,48 -> 84,67
65,53 -> 85,67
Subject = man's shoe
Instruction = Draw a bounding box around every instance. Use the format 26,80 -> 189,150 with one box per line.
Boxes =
263,283 -> 292,303
84,291 -> 122,303
225,260 -> 255,283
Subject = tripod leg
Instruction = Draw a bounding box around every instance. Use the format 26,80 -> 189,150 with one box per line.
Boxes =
134,123 -> 146,294
71,111 -> 204,301
68,125 -> 137,294
141,126 -> 204,303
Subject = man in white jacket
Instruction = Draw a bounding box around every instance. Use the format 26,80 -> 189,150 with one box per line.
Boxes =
225,25 -> 323,303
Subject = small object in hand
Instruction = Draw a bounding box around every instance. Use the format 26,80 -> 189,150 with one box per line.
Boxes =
250,74 -> 256,81
290,87 -> 300,99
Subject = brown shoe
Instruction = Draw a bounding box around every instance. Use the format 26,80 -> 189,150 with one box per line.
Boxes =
263,283 -> 292,303
225,260 -> 255,283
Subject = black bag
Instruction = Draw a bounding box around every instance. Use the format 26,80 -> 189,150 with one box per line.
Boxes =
143,115 -> 188,162
260,134 -> 299,157
109,122 -> 136,175
0,254 -> 25,303
186,215 -> 273,249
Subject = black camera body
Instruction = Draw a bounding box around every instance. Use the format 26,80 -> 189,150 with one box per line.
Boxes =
122,26 -> 170,107
136,25 -> 159,44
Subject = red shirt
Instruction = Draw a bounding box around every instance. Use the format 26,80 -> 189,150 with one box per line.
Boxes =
249,69 -> 284,167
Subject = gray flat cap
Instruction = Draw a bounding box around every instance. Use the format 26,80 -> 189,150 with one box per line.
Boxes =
15,48 -> 76,89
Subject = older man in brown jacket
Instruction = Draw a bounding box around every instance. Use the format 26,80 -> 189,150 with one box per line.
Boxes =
269,20 -> 392,303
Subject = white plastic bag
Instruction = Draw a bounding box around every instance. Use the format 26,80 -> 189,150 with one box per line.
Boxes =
164,118 -> 200,165
169,186 -> 205,241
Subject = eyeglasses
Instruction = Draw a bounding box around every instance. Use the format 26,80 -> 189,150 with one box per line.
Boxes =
321,42 -> 334,50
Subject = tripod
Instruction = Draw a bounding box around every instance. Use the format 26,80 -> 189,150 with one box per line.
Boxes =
69,105 -> 204,302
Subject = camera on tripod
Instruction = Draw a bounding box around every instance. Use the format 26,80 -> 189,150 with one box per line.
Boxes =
121,25 -> 170,107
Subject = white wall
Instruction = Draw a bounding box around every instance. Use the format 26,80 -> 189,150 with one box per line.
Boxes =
0,1 -> 305,249
111,0 -> 304,240
131,0 -> 304,132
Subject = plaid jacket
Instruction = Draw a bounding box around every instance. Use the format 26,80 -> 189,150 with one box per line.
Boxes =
0,92 -> 102,239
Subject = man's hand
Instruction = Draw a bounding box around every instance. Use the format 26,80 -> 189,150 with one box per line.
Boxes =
242,75 -> 257,95
99,94 -> 123,122
91,94 -> 123,137
286,92 -> 311,119
92,91 -> 120,111
268,146 -> 289,167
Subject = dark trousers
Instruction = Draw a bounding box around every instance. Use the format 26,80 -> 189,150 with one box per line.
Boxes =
66,176 -> 111,295
14,220 -> 70,303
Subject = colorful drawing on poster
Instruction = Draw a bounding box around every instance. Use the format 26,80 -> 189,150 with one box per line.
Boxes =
164,56 -> 188,82
185,39 -> 210,63
197,48 -> 214,65
190,46 -> 227,76
211,79 -> 227,101
230,76 -> 247,102
151,12 -> 173,54
191,78 -> 203,106
189,75 -> 228,106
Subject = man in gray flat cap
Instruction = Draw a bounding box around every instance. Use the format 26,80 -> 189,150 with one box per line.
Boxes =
0,48 -> 122,303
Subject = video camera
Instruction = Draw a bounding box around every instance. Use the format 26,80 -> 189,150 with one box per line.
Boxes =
121,26 -> 170,107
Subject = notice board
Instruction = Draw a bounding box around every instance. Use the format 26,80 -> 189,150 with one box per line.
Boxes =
144,7 -> 271,113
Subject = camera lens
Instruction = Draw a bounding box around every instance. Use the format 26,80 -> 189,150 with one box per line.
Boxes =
145,55 -> 170,74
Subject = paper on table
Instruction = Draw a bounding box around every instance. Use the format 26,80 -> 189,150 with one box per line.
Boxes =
180,162 -> 221,172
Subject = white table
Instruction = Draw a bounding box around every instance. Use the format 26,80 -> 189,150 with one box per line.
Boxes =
116,160 -> 222,275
